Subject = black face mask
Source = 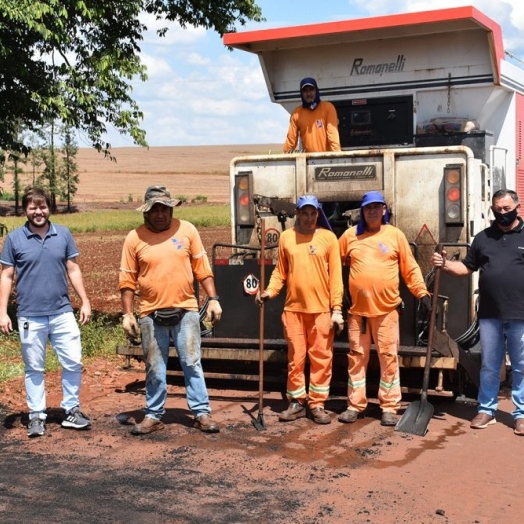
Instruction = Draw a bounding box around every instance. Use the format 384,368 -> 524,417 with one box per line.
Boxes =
493,208 -> 518,227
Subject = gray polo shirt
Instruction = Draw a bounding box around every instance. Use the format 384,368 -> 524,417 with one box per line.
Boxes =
0,222 -> 79,316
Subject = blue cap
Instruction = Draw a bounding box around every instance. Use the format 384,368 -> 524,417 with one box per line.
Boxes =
296,195 -> 332,231
356,191 -> 389,235
297,195 -> 321,209
361,191 -> 386,207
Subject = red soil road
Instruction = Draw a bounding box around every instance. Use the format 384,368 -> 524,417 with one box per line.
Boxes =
0,359 -> 521,524
0,145 -> 522,523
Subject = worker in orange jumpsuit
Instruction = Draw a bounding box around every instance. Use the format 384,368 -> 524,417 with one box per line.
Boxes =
338,191 -> 431,426
283,77 -> 341,153
256,195 -> 344,424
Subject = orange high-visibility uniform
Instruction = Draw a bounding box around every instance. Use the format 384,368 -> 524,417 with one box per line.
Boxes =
283,101 -> 341,153
347,310 -> 401,412
266,227 -> 343,409
338,224 -> 428,412
118,220 -> 213,317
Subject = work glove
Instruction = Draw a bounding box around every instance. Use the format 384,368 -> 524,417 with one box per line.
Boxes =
330,310 -> 345,335
206,299 -> 222,325
420,295 -> 433,313
255,290 -> 271,307
122,313 -> 140,340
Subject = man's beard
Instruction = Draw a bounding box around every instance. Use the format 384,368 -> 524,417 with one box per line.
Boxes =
27,216 -> 49,229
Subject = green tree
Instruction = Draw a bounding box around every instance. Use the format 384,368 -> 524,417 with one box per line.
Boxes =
4,123 -> 29,214
58,126 -> 79,212
0,151 -> 5,191
39,121 -> 59,212
26,141 -> 46,186
145,0 -> 263,36
7,150 -> 26,215
0,1 -> 263,154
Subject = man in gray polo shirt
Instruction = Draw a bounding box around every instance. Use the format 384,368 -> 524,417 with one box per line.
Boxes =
0,187 -> 92,437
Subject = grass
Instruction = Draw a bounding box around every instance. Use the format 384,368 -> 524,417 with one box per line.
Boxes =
0,204 -> 229,387
0,204 -> 231,233
79,314 -> 128,358
0,338 -> 24,382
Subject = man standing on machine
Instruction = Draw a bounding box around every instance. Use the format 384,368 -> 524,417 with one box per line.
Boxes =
283,77 -> 341,153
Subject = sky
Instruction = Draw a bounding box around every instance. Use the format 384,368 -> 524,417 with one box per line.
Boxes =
96,0 -> 524,149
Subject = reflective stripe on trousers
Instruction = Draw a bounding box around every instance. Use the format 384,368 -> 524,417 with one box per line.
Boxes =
282,310 -> 334,409
346,309 -> 401,412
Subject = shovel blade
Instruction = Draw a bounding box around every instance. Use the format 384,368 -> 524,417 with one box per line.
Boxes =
252,413 -> 266,431
395,400 -> 434,436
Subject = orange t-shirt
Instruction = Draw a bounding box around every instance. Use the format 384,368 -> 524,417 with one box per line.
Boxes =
283,100 -> 341,153
119,219 -> 213,317
266,227 -> 343,313
338,224 -> 428,317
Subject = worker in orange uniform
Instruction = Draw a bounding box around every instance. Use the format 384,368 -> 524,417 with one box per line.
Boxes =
338,191 -> 432,426
255,195 -> 344,424
283,77 -> 341,153
119,186 -> 222,435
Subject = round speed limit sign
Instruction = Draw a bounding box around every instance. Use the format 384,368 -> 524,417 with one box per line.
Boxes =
265,228 -> 280,246
242,273 -> 260,295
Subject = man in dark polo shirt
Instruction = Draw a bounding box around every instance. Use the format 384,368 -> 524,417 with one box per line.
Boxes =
432,189 -> 524,436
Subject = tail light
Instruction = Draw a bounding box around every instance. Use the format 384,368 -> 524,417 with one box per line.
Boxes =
443,164 -> 463,225
234,171 -> 255,226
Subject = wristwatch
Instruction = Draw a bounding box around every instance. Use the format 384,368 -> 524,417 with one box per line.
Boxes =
208,296 -> 220,302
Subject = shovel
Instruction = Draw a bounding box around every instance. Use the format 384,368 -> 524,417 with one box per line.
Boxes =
396,246 -> 443,436
252,218 -> 267,431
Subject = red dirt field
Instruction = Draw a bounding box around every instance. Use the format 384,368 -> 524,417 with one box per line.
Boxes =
0,146 -> 523,524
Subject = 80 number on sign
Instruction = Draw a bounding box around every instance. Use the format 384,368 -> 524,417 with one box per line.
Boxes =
265,228 -> 280,246
242,274 -> 260,296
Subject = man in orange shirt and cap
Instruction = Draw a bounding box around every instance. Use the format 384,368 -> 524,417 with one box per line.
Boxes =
256,195 -> 344,424
119,186 -> 223,435
283,77 -> 341,153
338,191 -> 431,426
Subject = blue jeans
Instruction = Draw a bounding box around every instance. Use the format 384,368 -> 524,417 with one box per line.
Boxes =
139,311 -> 211,419
478,319 -> 524,419
18,312 -> 83,418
